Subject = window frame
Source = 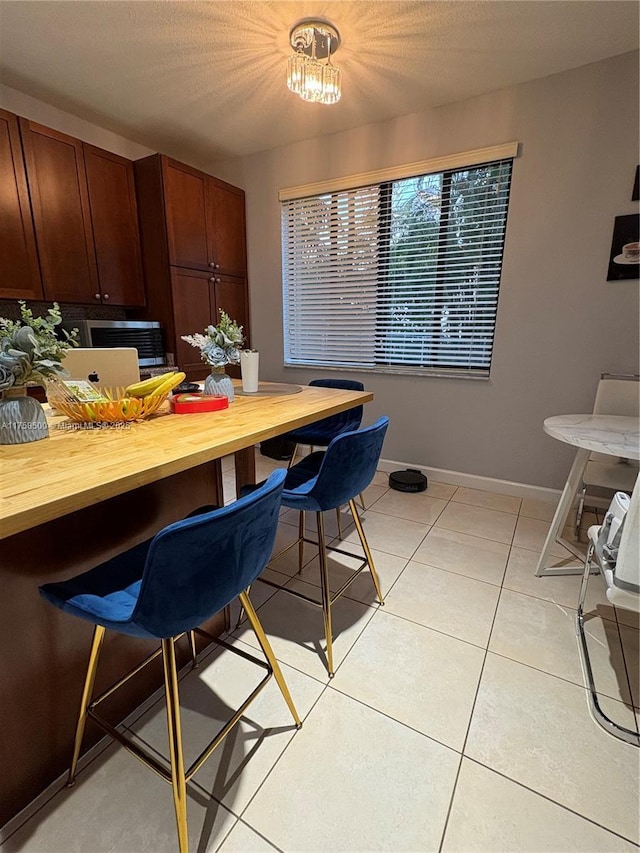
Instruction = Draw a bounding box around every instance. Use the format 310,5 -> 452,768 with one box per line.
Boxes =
280,143 -> 518,380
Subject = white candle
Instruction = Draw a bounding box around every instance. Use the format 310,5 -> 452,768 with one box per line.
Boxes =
240,350 -> 259,392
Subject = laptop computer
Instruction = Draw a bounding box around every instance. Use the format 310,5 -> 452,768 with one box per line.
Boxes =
62,348 -> 140,391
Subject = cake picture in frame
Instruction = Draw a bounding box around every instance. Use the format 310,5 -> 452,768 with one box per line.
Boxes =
606,213 -> 639,281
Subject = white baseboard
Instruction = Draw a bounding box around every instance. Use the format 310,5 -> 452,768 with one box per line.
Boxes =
376,457 -> 616,510
378,457 -> 566,503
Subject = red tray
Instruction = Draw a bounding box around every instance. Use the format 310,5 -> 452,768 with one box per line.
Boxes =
170,394 -> 229,414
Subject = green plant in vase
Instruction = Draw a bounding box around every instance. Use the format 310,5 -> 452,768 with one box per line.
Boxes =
0,301 -> 78,444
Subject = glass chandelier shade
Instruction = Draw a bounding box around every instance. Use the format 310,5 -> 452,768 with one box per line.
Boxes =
286,21 -> 342,105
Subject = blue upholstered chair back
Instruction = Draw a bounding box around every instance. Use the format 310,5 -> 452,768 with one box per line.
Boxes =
288,417 -> 389,511
130,469 -> 286,637
286,378 -> 364,444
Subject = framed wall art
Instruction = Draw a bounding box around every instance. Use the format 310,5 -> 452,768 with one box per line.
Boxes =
607,213 -> 639,281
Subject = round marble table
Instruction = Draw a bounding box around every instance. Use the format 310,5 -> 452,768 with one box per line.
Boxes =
535,414 -> 640,576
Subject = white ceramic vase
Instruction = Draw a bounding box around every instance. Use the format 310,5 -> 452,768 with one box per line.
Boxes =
203,369 -> 234,402
0,386 -> 49,444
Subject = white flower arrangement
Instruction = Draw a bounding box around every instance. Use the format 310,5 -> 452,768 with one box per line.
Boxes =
181,310 -> 244,369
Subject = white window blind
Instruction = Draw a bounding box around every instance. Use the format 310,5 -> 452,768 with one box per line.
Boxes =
282,155 -> 513,377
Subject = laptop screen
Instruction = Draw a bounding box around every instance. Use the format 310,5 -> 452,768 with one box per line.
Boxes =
62,348 -> 140,391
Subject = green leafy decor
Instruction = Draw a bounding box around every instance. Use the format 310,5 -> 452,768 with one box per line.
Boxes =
0,301 -> 78,392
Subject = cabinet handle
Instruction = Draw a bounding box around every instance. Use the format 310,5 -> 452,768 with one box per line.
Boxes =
209,261 -> 216,268
103,293 -> 110,300
209,276 -> 215,282
215,277 -> 221,283
94,293 -> 101,300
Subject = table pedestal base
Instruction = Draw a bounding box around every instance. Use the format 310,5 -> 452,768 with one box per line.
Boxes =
535,447 -> 589,577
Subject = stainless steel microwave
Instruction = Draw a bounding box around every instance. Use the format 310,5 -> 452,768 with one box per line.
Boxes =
61,320 -> 165,367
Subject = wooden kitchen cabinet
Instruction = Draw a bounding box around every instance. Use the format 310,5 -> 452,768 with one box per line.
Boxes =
209,181 -> 247,277
170,268 -> 214,376
214,274 -> 249,340
0,109 -> 43,300
159,156 -> 247,277
19,118 -> 99,304
13,116 -> 145,307
170,270 -> 250,380
163,158 -> 211,271
134,154 -> 250,379
83,144 -> 145,306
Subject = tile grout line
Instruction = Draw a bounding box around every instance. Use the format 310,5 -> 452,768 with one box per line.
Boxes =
436,518 -> 517,853
213,816 -> 285,853
610,613 -> 640,735
463,755 -> 640,848
227,674 -> 334,834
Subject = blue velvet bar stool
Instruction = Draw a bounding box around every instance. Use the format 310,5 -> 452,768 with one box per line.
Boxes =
39,469 -> 300,853
243,416 -> 389,678
283,378 -> 366,538
284,378 -> 365,463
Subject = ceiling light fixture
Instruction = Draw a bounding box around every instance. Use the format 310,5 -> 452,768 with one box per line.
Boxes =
287,19 -> 341,105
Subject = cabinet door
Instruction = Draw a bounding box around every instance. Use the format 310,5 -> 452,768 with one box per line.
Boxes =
170,267 -> 215,376
19,119 -> 99,303
212,274 -> 250,378
163,158 -> 211,271
84,144 -> 145,307
208,180 -> 247,276
0,110 -> 43,300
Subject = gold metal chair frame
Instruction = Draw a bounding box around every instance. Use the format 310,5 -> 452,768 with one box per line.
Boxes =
239,498 -> 384,678
67,591 -> 301,853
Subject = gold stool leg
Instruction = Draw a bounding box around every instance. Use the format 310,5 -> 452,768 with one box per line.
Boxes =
188,630 -> 199,669
239,591 -> 302,728
358,492 -> 366,511
349,499 -> 384,605
287,444 -> 299,469
335,507 -> 343,540
234,583 -> 252,631
67,625 -> 106,786
317,511 -> 334,677
162,638 -> 189,853
298,510 -> 305,573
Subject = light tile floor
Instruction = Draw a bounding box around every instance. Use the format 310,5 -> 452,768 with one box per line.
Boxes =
4,453 -> 639,852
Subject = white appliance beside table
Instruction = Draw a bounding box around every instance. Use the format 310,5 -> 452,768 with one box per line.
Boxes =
535,414 -> 640,577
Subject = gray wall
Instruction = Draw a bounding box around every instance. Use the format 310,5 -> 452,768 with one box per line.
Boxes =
212,51 -> 639,489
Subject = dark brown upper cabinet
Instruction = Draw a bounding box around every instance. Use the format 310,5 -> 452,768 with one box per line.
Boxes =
163,158 -> 211,271
155,155 -> 247,277
134,153 -> 250,378
209,181 -> 247,277
83,144 -> 145,307
19,118 -> 99,304
0,110 -> 43,300
14,117 -> 145,307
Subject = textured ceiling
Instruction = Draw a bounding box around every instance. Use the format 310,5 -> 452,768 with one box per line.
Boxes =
0,1 -> 638,165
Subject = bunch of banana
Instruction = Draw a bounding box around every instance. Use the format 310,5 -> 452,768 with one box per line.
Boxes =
126,371 -> 186,398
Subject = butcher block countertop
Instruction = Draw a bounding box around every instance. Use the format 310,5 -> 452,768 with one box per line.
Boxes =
0,383 -> 372,539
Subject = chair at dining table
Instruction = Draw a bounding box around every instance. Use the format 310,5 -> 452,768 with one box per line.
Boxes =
38,469 -> 301,853
282,377 -> 366,538
241,416 -> 390,678
574,373 -> 639,534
